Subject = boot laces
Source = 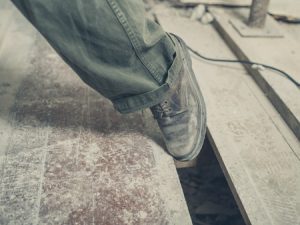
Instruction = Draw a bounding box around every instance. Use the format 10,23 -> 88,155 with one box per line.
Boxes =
152,100 -> 172,118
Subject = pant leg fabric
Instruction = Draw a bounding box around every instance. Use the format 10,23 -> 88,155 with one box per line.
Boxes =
11,0 -> 183,113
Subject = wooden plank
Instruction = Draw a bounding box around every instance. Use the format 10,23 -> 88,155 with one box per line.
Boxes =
0,1 -> 37,177
268,0 -> 300,18
156,10 -> 300,225
210,8 -> 300,141
0,3 -> 192,224
281,23 -> 300,43
179,0 -> 250,6
178,0 -> 300,18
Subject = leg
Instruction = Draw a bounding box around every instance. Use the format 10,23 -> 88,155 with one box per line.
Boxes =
12,0 -> 207,161
11,0 -> 183,113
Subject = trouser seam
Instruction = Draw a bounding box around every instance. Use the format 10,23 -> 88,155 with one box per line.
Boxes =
106,0 -> 163,83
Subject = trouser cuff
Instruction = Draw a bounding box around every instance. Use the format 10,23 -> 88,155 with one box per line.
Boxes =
113,35 -> 183,114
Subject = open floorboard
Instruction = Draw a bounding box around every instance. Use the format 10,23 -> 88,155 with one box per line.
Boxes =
156,8 -> 300,225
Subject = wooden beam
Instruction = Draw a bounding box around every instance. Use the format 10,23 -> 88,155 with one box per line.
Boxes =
211,8 -> 300,141
156,10 -> 300,225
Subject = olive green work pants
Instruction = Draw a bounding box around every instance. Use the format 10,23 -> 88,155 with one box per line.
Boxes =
12,0 -> 183,113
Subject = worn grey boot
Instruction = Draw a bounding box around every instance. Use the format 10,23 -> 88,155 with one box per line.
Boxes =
150,34 -> 207,161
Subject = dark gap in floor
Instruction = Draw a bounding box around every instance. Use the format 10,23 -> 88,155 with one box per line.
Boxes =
177,139 -> 246,225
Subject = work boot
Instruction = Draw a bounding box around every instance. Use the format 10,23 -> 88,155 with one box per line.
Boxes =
150,34 -> 206,161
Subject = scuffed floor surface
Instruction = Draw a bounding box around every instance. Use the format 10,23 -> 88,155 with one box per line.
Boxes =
0,4 -> 192,224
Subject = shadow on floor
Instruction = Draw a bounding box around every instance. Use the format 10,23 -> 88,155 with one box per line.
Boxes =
177,139 -> 246,225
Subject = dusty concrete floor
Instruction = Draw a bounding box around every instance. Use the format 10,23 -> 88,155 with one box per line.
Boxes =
178,140 -> 246,225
